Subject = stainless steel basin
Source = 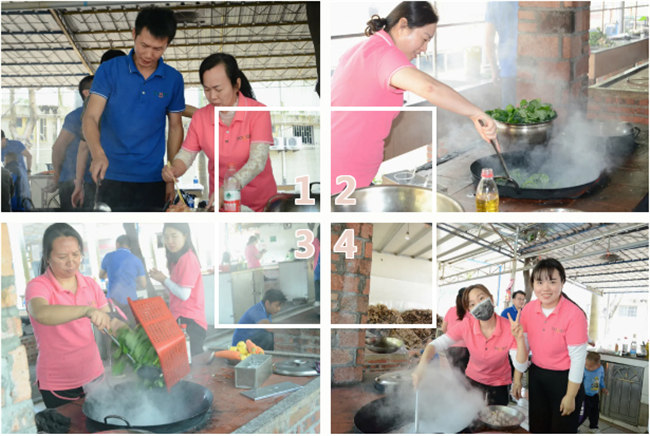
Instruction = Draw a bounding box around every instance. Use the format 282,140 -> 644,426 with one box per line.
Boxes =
436,192 -> 465,212
331,186 -> 432,212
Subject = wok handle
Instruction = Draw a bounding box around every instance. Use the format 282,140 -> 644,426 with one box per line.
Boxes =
103,415 -> 131,427
633,126 -> 641,138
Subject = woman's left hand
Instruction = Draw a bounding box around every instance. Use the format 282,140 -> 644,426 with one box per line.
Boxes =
149,268 -> 167,283
470,113 -> 502,151
559,394 -> 576,416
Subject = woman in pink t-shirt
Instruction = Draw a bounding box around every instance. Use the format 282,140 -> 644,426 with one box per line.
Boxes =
163,53 -> 276,212
25,223 -> 118,408
518,258 -> 588,433
441,287 -> 469,373
244,235 -> 266,269
331,2 -> 499,193
413,284 -> 528,406
149,223 -> 207,356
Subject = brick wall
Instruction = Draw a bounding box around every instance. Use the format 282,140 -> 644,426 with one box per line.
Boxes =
1,224 -> 37,433
517,2 -> 591,117
587,88 -> 649,125
275,329 -> 320,355
363,349 -> 409,374
331,329 -> 365,385
331,223 -> 373,324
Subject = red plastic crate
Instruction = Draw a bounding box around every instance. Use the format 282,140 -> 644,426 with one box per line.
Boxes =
128,296 -> 190,390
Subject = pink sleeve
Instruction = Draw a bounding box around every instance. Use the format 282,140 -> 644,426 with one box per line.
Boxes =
565,307 -> 589,346
446,317 -> 466,342
25,277 -> 52,304
377,46 -> 414,92
443,307 -> 454,323
172,251 -> 200,288
249,111 -> 273,144
181,113 -> 204,153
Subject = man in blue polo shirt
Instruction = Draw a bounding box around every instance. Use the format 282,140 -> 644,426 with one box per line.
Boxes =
50,75 -> 95,211
232,289 -> 287,350
500,290 -> 526,320
100,234 -> 147,322
83,6 -> 184,211
1,130 -> 33,207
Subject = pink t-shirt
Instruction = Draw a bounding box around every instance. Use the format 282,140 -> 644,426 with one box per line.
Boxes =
181,104 -> 215,196
219,94 -> 277,212
520,296 -> 588,371
331,31 -> 415,194
447,315 -> 517,386
25,269 -> 107,390
443,306 -> 466,348
245,244 -> 261,269
168,250 -> 207,330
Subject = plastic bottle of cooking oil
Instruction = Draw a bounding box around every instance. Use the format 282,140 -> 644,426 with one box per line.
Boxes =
223,164 -> 241,212
475,168 -> 499,212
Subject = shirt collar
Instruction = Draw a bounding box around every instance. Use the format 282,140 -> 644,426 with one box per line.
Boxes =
45,268 -> 87,294
127,48 -> 165,79
533,295 -> 567,317
376,29 -> 396,48
469,314 -> 502,339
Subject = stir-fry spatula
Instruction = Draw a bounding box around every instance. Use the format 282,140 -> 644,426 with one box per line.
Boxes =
103,328 -> 136,365
93,178 -> 111,212
478,119 -> 520,191
414,389 -> 420,433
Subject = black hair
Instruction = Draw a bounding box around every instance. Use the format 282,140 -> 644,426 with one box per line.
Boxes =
135,6 -> 177,44
512,290 -> 525,300
221,251 -> 231,263
530,258 -> 586,316
116,234 -> 130,248
365,1 -> 439,36
455,287 -> 466,320
262,289 -> 287,304
247,235 -> 258,245
163,223 -> 198,273
40,223 -> 83,275
462,284 -> 494,311
1,130 -> 5,139
199,53 -> 256,100
78,75 -> 94,100
100,49 -> 127,64
586,351 -> 601,364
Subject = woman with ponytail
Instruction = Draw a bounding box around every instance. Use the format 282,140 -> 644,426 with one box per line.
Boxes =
518,258 -> 588,433
331,1 -> 499,193
163,53 -> 276,211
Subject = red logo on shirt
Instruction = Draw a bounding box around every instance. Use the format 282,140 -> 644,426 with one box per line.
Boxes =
493,346 -> 508,351
237,134 -> 251,141
551,326 -> 566,334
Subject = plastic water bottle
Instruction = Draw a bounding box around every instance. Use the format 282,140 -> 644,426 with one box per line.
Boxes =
180,323 -> 191,364
223,164 -> 241,212
192,175 -> 199,186
630,335 -> 638,357
475,168 -> 499,212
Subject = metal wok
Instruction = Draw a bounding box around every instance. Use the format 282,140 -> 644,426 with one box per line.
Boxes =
470,151 -> 606,200
82,380 -> 213,433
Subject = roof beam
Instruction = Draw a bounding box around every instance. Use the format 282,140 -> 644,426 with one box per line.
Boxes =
72,21 -> 309,36
374,224 -> 404,252
48,8 -> 93,73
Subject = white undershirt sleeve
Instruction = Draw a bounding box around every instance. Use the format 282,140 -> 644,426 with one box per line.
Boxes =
430,334 -> 456,353
568,342 -> 588,383
174,148 -> 198,169
233,142 -> 269,187
509,349 -> 530,373
164,278 -> 192,301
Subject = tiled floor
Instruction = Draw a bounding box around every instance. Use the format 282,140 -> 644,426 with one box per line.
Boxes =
578,418 -> 634,434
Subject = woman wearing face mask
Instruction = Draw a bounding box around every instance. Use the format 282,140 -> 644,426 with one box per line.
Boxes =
164,53 -> 276,212
331,1 -> 498,193
517,258 -> 588,433
412,284 -> 528,405
149,223 -> 206,356
25,223 -> 121,408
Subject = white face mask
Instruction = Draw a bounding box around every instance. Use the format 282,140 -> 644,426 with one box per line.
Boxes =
470,298 -> 494,321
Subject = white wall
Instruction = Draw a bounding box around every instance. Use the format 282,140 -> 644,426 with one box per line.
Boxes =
369,252 -> 433,311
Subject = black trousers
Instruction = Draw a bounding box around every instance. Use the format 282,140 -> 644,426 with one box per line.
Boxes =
177,316 -> 207,356
446,346 -> 470,374
247,329 -> 275,351
529,364 -> 585,433
468,378 -> 510,406
39,385 -> 85,408
58,180 -> 96,211
99,179 -> 166,212
580,394 -> 601,429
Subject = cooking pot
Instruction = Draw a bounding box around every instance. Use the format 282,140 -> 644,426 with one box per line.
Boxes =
264,182 -> 320,212
82,380 -> 213,433
436,192 -> 464,212
495,115 -> 557,150
366,337 -> 404,354
331,186 -> 432,212
587,120 -> 640,164
477,405 -> 525,432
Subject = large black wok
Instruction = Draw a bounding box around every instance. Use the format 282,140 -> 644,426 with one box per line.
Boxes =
470,150 -> 606,200
82,380 -> 213,433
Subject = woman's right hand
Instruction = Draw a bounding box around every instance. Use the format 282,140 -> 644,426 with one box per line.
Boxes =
470,112 -> 501,151
86,307 -> 111,331
511,379 -> 523,400
411,365 -> 426,389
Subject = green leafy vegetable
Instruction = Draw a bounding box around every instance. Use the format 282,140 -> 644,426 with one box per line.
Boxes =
111,325 -> 162,386
486,99 -> 557,124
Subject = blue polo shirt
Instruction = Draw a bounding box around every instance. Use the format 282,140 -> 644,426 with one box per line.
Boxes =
101,248 -> 145,305
500,305 -> 520,321
232,301 -> 271,345
59,106 -> 92,183
90,50 -> 185,182
2,139 -> 27,172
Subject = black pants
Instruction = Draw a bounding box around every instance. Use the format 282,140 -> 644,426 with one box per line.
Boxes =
579,394 -> 600,429
177,316 -> 207,357
446,346 -> 470,374
247,329 -> 274,351
39,385 -> 85,408
468,378 -> 510,406
99,179 -> 166,212
529,364 -> 584,433
58,180 -> 96,211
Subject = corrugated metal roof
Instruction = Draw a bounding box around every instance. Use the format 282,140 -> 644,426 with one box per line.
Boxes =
1,1 -> 318,88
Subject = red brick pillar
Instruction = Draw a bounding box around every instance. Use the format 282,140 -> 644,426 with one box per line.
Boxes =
331,223 -> 373,324
517,2 -> 591,118
1,224 -> 37,433
274,329 -> 320,355
331,329 -> 365,385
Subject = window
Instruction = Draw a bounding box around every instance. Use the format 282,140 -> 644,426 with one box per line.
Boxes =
589,2 -> 650,49
38,118 -> 47,141
618,305 -> 638,317
292,125 -> 314,144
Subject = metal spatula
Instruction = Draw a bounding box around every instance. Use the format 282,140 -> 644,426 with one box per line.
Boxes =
478,119 -> 520,191
414,389 -> 420,433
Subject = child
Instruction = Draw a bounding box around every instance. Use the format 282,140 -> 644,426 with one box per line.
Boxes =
580,351 -> 608,431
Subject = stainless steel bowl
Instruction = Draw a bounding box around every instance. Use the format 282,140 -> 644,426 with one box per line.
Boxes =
478,405 -> 525,431
331,186 -> 432,212
495,115 -> 557,150
437,192 -> 465,212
